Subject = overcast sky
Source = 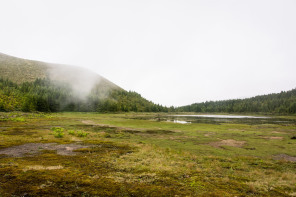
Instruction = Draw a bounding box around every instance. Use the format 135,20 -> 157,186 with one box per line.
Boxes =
1,0 -> 296,106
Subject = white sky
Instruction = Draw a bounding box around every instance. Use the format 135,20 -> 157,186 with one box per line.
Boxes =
1,0 -> 296,107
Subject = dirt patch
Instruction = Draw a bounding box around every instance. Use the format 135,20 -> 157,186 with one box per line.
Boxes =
269,136 -> 284,139
0,143 -> 91,157
261,136 -> 284,140
274,154 -> 296,162
81,120 -> 108,126
209,139 -> 246,148
271,131 -> 287,134
204,132 -> 214,137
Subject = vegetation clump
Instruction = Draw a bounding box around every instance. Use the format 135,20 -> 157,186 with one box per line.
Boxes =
67,130 -> 88,137
68,130 -> 75,135
76,130 -> 88,137
51,127 -> 64,138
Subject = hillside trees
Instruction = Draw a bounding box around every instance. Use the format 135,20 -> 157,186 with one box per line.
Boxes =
177,89 -> 296,114
0,78 -> 168,113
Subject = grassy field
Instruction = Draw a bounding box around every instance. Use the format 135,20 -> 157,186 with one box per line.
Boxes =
0,112 -> 295,196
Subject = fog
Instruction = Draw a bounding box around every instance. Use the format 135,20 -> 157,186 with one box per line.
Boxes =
47,64 -> 102,100
1,0 -> 296,106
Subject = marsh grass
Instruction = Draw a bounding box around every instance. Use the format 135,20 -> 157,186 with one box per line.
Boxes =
0,112 -> 295,196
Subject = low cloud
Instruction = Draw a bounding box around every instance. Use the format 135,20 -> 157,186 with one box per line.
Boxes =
47,64 -> 101,100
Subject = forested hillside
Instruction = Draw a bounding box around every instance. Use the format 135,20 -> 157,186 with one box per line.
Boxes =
178,89 -> 296,114
0,53 -> 168,112
0,78 -> 167,112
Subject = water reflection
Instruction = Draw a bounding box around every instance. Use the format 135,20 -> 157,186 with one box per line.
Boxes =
172,114 -> 269,119
167,120 -> 191,124
166,114 -> 296,125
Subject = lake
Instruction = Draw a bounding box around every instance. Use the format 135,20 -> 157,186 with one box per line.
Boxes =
166,114 -> 296,125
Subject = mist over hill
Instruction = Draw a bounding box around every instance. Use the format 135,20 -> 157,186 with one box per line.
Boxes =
0,53 -> 168,112
0,52 -> 120,95
1,52 -> 295,114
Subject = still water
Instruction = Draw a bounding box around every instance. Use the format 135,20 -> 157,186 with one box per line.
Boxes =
166,114 -> 296,125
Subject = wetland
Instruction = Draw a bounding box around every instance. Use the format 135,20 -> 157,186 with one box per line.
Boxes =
0,112 -> 295,196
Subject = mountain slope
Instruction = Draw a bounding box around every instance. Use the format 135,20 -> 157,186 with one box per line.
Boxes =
0,53 -> 167,112
0,53 -> 48,83
0,52 -> 120,91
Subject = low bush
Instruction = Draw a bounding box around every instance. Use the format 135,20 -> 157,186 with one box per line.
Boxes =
51,127 -> 64,138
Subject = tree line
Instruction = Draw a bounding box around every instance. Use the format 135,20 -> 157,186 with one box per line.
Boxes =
0,78 -> 169,113
2,77 -> 294,114
177,89 -> 296,114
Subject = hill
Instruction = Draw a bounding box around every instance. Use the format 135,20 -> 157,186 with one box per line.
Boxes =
0,53 -> 167,112
0,52 -> 120,90
177,89 -> 296,114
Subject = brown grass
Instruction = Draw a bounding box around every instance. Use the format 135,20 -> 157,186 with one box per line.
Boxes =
261,136 -> 284,140
23,165 -> 64,171
208,139 -> 246,148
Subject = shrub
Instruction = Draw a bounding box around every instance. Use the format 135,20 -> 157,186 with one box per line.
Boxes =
51,127 -> 64,138
68,130 -> 75,135
76,130 -> 88,137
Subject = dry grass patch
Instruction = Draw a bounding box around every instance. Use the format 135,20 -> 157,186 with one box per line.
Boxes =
81,120 -> 108,126
23,165 -> 63,171
271,131 -> 287,134
246,169 -> 296,195
209,139 -> 246,148
261,136 -> 284,140
108,143 -> 200,184
204,132 -> 215,137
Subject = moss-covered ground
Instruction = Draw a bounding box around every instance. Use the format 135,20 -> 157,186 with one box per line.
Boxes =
0,112 -> 295,196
